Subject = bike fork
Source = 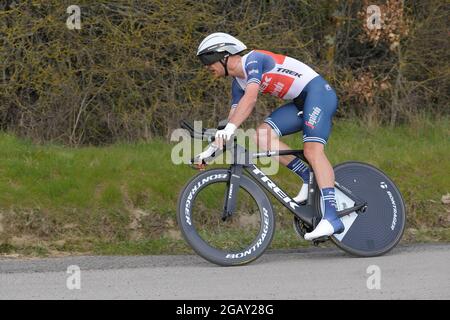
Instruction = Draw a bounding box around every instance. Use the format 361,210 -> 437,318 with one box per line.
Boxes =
222,164 -> 243,221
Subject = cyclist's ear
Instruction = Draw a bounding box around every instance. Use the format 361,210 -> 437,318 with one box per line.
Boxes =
217,119 -> 229,130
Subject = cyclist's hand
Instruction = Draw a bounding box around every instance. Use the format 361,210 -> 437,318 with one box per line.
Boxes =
214,123 -> 237,148
193,144 -> 219,163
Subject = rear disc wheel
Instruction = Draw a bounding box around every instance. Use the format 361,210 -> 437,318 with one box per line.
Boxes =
316,162 -> 406,257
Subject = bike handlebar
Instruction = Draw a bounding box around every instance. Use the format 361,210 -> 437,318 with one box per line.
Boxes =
180,120 -> 216,142
180,119 -> 309,166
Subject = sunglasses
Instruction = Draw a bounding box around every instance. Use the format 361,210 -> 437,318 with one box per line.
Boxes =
198,52 -> 229,66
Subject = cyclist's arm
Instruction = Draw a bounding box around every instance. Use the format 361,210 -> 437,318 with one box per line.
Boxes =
228,83 -> 259,128
227,52 -> 264,126
229,79 -> 243,121
227,107 -> 235,120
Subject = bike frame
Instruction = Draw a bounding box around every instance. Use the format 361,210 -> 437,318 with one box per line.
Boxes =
180,120 -> 367,229
222,139 -> 367,228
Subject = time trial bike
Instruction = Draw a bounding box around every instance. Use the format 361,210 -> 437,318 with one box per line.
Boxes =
177,120 -> 406,266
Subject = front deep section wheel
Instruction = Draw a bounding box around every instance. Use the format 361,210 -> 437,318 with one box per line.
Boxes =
177,169 -> 275,266
317,162 -> 406,257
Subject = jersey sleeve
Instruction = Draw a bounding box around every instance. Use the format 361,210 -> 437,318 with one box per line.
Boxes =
244,51 -> 265,86
231,79 -> 244,108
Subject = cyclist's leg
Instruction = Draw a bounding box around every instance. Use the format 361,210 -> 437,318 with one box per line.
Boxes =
255,103 -> 303,166
300,77 -> 344,239
255,122 -> 295,166
255,102 -> 303,166
255,102 -> 310,202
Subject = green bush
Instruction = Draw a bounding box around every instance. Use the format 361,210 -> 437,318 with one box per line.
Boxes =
1,0 -> 448,144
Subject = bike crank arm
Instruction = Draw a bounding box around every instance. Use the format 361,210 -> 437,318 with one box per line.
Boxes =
337,202 -> 368,218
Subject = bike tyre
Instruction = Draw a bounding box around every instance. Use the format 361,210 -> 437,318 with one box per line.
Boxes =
177,168 -> 275,266
315,161 -> 406,257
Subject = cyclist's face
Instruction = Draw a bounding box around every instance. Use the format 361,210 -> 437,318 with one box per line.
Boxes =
205,61 -> 224,77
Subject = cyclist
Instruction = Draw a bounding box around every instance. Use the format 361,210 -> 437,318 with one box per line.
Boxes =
196,32 -> 344,240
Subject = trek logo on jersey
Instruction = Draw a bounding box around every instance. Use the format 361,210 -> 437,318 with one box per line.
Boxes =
305,106 -> 322,129
276,67 -> 302,78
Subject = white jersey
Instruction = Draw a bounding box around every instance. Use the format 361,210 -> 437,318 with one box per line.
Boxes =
231,50 -> 319,107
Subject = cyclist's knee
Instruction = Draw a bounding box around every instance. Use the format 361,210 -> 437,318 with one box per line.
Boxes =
254,123 -> 275,148
303,142 -> 325,161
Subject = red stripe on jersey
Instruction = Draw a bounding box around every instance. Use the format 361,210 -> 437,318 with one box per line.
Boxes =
260,73 -> 294,99
254,50 -> 286,64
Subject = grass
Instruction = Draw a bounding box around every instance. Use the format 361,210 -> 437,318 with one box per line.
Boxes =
0,117 -> 449,257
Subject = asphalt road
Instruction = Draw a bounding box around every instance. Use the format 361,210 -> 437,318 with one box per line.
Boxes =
0,243 -> 449,299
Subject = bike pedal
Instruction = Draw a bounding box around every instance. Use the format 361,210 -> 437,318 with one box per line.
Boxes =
312,236 -> 329,246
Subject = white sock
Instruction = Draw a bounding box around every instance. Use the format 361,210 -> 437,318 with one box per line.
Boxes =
293,183 -> 309,203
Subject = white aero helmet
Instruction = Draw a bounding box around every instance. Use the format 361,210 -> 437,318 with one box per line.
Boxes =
196,32 -> 247,66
